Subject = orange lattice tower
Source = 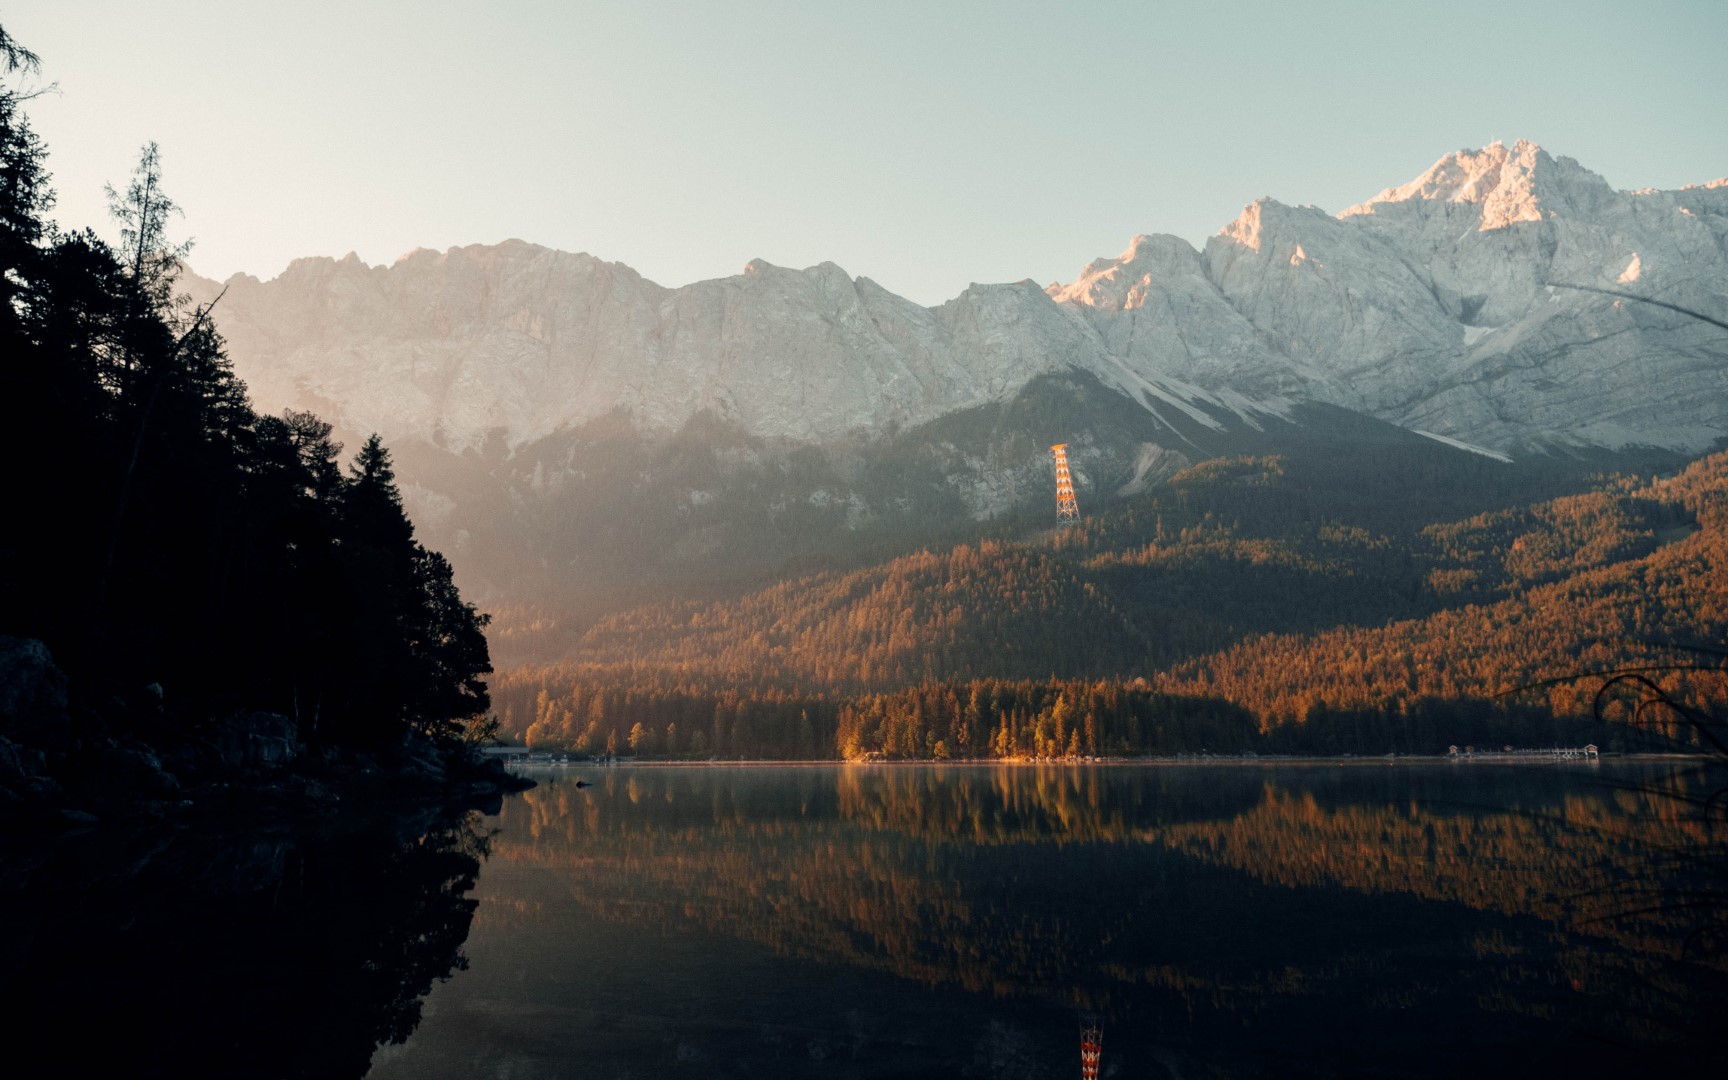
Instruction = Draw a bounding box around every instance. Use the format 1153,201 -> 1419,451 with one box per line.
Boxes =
1051,443 -> 1080,523
1079,1015 -> 1103,1080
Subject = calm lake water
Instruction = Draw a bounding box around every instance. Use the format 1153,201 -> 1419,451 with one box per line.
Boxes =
364,763 -> 1726,1079
4,763 -> 1724,1078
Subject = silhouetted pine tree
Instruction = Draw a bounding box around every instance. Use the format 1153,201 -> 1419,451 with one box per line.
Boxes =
0,23 -> 493,752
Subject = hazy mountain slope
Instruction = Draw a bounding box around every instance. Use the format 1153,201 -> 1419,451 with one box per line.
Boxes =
426,366 -> 1340,642
184,140 -> 1727,627
495,440 -> 1704,691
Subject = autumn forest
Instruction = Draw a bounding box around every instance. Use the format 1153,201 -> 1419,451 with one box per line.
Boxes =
490,439 -> 1728,760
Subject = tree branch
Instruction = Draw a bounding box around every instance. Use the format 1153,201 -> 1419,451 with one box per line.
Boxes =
1548,282 -> 1728,335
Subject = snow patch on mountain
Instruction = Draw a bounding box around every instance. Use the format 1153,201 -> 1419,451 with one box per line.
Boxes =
1411,430 -> 1514,463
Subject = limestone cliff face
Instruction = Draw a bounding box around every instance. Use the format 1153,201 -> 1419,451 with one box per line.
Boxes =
1201,198 -> 1462,406
192,141 -> 1727,460
1046,232 -> 1325,398
1059,141 -> 1728,452
1328,142 -> 1728,450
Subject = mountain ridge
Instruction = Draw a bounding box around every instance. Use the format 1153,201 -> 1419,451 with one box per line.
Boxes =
189,138 -> 1728,458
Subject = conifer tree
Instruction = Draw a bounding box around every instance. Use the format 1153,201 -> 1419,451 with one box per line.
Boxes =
0,30 -> 48,337
0,21 -> 497,756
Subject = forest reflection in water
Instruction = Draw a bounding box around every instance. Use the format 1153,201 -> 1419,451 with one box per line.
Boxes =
3,765 -> 1721,1078
0,803 -> 492,1080
373,763 -> 1727,1079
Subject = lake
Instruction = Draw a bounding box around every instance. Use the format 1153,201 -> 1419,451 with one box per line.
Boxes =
368,763 -> 1726,1078
3,763 -> 1723,1077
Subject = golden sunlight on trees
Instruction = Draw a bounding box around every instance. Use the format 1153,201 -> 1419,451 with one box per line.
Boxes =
488,450 -> 1725,760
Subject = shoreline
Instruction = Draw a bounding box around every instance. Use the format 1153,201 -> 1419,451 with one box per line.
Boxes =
510,751 -> 1715,770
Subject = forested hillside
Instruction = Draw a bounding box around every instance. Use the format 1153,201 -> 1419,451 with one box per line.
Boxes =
494,440 -> 1726,758
1160,452 -> 1728,729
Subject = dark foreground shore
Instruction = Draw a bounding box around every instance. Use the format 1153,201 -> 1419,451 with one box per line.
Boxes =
0,793 -> 498,1079
0,636 -> 532,831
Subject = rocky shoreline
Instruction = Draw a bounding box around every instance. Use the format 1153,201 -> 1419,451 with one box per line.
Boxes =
0,636 -> 533,831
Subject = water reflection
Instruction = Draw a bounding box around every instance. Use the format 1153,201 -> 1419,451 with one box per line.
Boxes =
0,805 -> 491,1079
377,764 -> 1726,1077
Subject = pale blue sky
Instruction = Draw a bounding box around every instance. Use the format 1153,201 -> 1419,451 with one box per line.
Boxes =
10,0 -> 1727,304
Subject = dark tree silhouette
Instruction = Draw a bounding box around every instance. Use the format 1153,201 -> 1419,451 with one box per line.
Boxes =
0,23 -> 493,753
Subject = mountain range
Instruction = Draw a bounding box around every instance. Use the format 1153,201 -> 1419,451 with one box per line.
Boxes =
185,140 -> 1728,634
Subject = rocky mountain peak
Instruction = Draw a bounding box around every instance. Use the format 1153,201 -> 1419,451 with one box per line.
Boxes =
1341,139 -> 1615,229
1215,197 -> 1275,252
1213,198 -> 1341,255
1045,233 -> 1202,312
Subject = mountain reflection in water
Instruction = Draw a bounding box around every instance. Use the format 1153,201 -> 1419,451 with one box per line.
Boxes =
0,804 -> 491,1079
3,766 -> 1722,1078
373,764 -> 1726,1079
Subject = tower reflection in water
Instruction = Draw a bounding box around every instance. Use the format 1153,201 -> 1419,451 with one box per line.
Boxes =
388,763 -> 1727,1077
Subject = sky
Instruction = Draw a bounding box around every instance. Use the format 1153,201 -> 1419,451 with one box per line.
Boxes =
9,0 -> 1728,305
